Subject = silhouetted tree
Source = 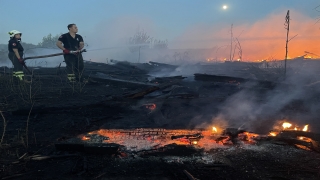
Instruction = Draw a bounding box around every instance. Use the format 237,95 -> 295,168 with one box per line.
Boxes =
38,33 -> 61,48
153,39 -> 168,49
128,29 -> 153,62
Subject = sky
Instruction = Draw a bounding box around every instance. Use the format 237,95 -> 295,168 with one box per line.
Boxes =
1,0 -> 320,61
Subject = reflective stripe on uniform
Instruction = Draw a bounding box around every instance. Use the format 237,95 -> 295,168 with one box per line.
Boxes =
13,71 -> 24,80
67,74 -> 76,82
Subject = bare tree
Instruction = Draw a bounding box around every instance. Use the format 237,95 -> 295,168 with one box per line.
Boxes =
235,38 -> 242,61
128,29 -> 152,62
173,52 -> 180,64
153,39 -> 168,49
315,5 -> 320,24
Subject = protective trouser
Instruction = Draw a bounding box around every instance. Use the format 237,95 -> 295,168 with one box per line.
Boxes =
63,53 -> 84,82
8,52 -> 24,81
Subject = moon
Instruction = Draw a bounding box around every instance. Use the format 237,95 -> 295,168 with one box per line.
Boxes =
222,5 -> 228,10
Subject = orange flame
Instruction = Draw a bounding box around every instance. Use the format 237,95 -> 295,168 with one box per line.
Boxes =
212,127 -> 218,133
302,125 -> 308,132
82,136 -> 90,141
269,132 -> 278,137
282,122 -> 292,129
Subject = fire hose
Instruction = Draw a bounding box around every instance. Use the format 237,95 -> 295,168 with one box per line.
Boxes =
23,49 -> 87,61
22,49 -> 87,74
21,44 -> 147,74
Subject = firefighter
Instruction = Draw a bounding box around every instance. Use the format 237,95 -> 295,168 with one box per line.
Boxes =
8,30 -> 25,81
56,24 -> 84,82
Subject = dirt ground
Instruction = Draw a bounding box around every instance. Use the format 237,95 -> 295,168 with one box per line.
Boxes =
0,60 -> 320,180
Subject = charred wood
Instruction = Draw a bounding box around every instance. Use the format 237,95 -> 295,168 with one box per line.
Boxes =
123,81 -> 180,99
274,130 -> 320,152
194,73 -> 278,89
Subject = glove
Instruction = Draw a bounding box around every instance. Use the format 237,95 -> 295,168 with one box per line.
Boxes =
63,49 -> 70,54
18,58 -> 25,65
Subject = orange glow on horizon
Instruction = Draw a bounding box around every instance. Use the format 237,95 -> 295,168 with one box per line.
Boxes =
173,11 -> 320,61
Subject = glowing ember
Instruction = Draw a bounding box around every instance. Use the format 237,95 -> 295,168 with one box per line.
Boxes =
212,127 -> 217,133
268,131 -> 279,137
294,127 -> 297,130
302,125 -> 308,132
297,136 -> 312,142
238,132 -> 259,143
145,103 -> 156,110
192,141 -> 198,145
82,136 -> 90,140
282,122 -> 292,129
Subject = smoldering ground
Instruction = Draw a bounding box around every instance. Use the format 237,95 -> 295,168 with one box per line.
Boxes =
191,60 -> 320,134
1,9 -> 320,134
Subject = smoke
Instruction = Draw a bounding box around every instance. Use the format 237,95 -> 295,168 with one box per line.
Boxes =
199,59 -> 320,134
171,10 -> 320,61
23,48 -> 63,67
82,16 -> 157,63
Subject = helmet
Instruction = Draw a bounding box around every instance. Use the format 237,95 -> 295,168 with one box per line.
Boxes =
8,30 -> 22,38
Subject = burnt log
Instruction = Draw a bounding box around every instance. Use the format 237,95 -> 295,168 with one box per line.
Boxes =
123,81 -> 180,99
194,73 -> 278,89
274,130 -> 320,152
171,133 -> 203,140
151,76 -> 186,83
149,61 -> 177,69
123,86 -> 159,99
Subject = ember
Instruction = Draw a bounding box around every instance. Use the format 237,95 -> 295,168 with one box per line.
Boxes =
145,103 -> 156,110
269,132 -> 278,137
74,123 -> 318,154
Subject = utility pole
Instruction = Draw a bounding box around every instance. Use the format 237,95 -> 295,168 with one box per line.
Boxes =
230,24 -> 233,61
284,10 -> 290,79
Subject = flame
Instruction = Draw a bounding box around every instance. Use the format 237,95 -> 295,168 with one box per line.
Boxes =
206,58 -> 214,62
82,136 -> 90,140
192,141 -> 198,145
302,125 -> 308,132
282,122 -> 292,129
269,132 -> 278,136
297,136 -> 312,142
244,132 -> 258,137
212,127 -> 217,133
298,136 -> 304,140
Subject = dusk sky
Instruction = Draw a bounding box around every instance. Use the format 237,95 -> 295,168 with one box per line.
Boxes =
1,0 -> 319,60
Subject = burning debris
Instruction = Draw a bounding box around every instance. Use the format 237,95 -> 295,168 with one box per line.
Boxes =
267,122 -> 320,152
56,121 -> 320,157
269,122 -> 310,136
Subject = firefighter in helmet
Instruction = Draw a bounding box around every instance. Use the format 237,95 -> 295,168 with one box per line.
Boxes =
8,30 -> 25,81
